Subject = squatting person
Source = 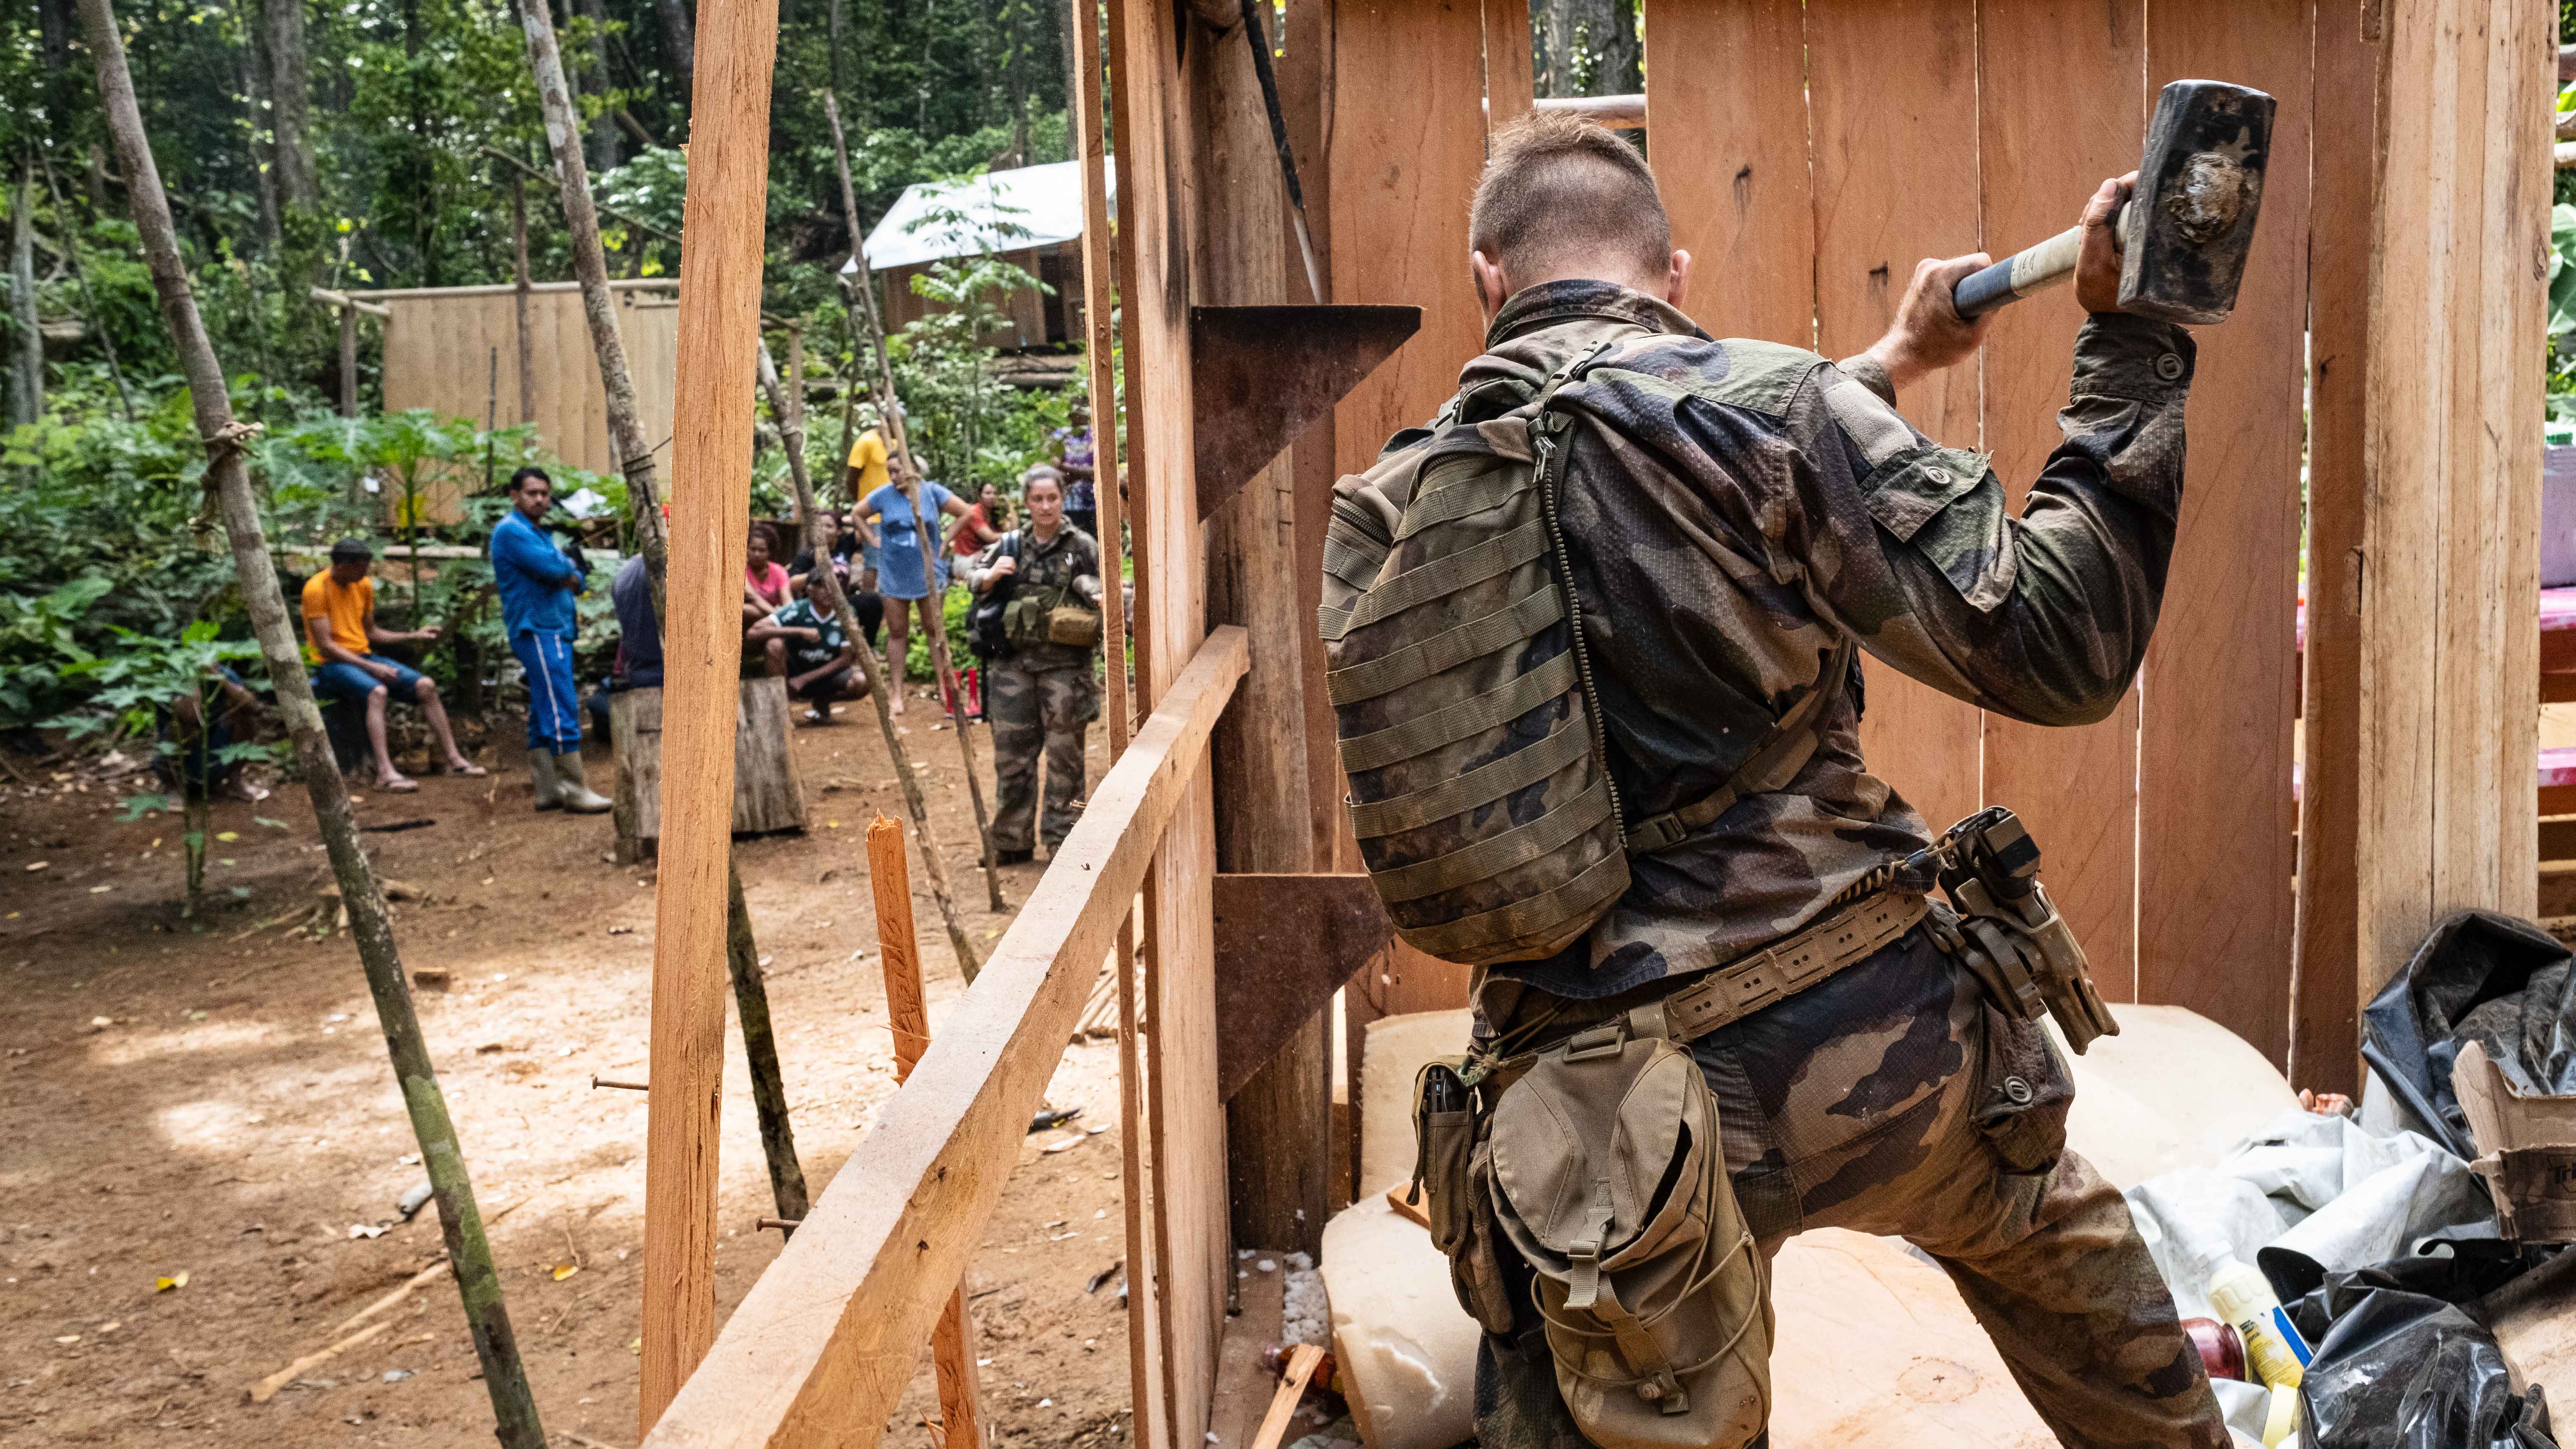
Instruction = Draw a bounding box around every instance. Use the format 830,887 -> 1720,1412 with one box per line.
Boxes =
301,536 -> 484,793
1345,114 -> 2226,1448
490,466 -> 610,814
964,467 -> 1103,865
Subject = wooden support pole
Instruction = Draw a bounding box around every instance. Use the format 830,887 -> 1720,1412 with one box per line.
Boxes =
1067,5 -> 1163,1442
867,816 -> 985,1449
338,300 -> 358,419
512,173 -> 535,426
79,2 -> 543,1443
639,0 -> 780,1422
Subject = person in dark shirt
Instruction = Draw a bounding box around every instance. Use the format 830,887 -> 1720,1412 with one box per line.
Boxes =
746,596 -> 870,724
609,553 -> 663,690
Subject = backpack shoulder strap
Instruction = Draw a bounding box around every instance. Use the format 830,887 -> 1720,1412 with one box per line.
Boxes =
1623,635 -> 1859,855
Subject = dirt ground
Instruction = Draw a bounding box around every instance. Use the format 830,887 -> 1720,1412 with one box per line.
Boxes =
0,688 -> 1138,1449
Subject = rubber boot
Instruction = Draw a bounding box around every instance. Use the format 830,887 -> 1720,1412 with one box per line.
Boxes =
553,747 -> 613,814
529,748 -> 564,812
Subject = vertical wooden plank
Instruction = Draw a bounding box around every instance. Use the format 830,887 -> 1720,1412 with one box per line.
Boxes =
1804,0 -> 1984,837
2293,0 -> 2379,1096
1641,0 -> 1812,345
2136,0 -> 2310,1063
2356,0 -> 2547,1000
1977,0 -> 2145,998
638,0 -> 776,1424
1327,0 -> 1486,481
1106,0 -> 1226,1438
1481,0 -> 1531,132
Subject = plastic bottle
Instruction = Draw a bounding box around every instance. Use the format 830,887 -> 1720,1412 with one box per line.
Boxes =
2261,1385 -> 2300,1447
2207,1257 -> 2305,1390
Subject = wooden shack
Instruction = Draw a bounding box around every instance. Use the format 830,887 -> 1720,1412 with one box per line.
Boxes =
861,160 -> 1094,352
368,276 -> 680,513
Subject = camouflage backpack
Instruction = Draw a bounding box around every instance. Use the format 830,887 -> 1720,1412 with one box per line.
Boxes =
1319,342 -> 1855,966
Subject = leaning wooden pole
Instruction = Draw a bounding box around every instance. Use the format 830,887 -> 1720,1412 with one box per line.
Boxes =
77,2 -> 544,1444
635,0 -> 779,1421
514,0 -> 810,1229
755,339 -> 987,983
817,92 -> 1007,914
867,814 -> 987,1449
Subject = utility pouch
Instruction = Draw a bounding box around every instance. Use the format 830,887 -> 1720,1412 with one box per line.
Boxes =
1409,1056 -> 1518,1332
1046,602 -> 1103,647
1972,1001 -> 2076,1174
1484,1006 -> 1771,1449
1924,807 -> 2121,1054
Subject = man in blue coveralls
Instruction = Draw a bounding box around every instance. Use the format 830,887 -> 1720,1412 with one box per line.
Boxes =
490,466 -> 611,814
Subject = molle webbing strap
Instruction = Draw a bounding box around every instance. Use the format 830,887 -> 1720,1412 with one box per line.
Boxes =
1622,636 -> 1859,855
1395,467 -> 1517,541
1337,649 -> 1577,773
1406,848 -> 1630,959
1345,720 -> 1593,839
1339,521 -> 1551,636
1371,786 -> 1615,903
1322,533 -> 1385,590
1327,585 -> 1565,706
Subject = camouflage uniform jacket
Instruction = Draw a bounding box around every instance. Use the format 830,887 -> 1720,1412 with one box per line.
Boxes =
1386,279 -> 2195,1000
966,523 -> 1104,673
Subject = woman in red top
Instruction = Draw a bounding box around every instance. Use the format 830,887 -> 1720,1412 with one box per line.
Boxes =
742,523 -> 792,634
950,482 -> 1011,563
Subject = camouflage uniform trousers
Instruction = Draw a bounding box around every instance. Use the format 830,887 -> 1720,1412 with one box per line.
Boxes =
1473,929 -> 2226,1449
987,658 -> 1099,854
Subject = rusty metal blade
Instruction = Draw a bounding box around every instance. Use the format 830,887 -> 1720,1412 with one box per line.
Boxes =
1191,304 -> 1421,519
1214,873 -> 1399,1101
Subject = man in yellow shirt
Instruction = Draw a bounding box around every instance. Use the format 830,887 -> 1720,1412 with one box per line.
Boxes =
302,537 -> 483,792
843,423 -> 890,592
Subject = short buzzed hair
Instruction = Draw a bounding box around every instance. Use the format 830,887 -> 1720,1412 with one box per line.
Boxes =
1468,113 -> 1671,284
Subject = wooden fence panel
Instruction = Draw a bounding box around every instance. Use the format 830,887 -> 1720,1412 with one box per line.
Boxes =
1806,0 -> 1986,837
2136,0 -> 2310,1062
1328,0 -> 1487,479
1976,0 -> 2147,998
1642,0 -> 1812,346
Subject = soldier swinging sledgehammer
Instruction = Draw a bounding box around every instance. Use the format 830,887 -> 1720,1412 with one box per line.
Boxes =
1323,82 -> 2276,1449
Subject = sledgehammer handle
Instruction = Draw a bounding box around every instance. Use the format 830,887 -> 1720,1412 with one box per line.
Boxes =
1952,205 -> 2124,319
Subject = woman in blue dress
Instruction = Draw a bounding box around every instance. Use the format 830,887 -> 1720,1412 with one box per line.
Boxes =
855,475 -> 973,715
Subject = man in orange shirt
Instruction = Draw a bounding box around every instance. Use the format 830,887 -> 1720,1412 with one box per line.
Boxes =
302,538 -> 483,793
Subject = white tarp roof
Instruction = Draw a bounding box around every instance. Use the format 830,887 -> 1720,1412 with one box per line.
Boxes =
852,159 -> 1112,273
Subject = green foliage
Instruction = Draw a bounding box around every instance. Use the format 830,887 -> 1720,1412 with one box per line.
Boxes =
901,585 -> 977,684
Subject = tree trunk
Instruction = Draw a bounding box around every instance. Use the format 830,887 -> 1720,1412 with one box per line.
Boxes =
512,177 -> 535,424
228,0 -> 282,248
827,0 -> 844,106
263,0 -> 318,211
575,0 -> 623,175
9,163 -> 41,429
77,2 -> 543,1442
38,151 -> 134,422
658,0 -> 696,94
514,0 -> 818,1225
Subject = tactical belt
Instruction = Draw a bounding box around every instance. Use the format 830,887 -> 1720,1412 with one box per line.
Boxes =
1653,888 -> 1930,1042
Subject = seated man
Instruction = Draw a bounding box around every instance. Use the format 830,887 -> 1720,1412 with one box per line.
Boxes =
302,537 -> 483,793
159,665 -> 271,803
746,595 -> 871,724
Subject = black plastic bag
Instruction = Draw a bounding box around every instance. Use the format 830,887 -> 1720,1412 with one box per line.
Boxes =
2361,911 -> 2576,1161
2299,1281 -> 2556,1449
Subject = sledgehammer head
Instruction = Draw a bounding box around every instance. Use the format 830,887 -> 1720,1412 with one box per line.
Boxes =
2119,80 -> 2276,326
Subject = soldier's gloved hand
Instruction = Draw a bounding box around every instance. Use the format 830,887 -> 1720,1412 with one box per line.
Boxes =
1864,252 -> 1996,391
2074,171 -> 2138,314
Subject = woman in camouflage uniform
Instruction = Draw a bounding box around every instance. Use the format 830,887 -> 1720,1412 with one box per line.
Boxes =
966,468 -> 1104,864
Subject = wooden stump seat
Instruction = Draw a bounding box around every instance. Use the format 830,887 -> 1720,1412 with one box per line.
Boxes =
608,677 -> 807,864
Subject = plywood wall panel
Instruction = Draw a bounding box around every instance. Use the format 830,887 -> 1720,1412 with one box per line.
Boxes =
2136,0 -> 2310,1063
1642,0 -> 1812,346
1976,0 -> 2146,997
1805,0 -> 1984,837
1327,0 -> 1487,479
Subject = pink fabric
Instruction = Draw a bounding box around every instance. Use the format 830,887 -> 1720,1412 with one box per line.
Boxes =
2543,748 -> 2576,790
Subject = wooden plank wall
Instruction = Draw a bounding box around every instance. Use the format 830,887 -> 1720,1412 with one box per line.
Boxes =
1320,0 -> 2323,1058
376,282 -> 678,507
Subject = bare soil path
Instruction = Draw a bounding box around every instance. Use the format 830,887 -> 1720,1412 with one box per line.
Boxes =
0,692 -> 1133,1449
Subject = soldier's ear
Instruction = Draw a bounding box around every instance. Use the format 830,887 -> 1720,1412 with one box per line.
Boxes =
1471,251 -> 1511,322
1664,249 -> 1693,311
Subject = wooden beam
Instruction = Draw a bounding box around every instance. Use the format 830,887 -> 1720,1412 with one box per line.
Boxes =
2351,0 -> 2546,999
637,627 -> 1248,1449
639,0 -> 779,1423
2292,0 -> 2382,1096
1643,0 -> 1813,344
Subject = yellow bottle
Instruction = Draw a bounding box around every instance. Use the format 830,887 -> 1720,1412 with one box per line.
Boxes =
2207,1257 -> 2305,1391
